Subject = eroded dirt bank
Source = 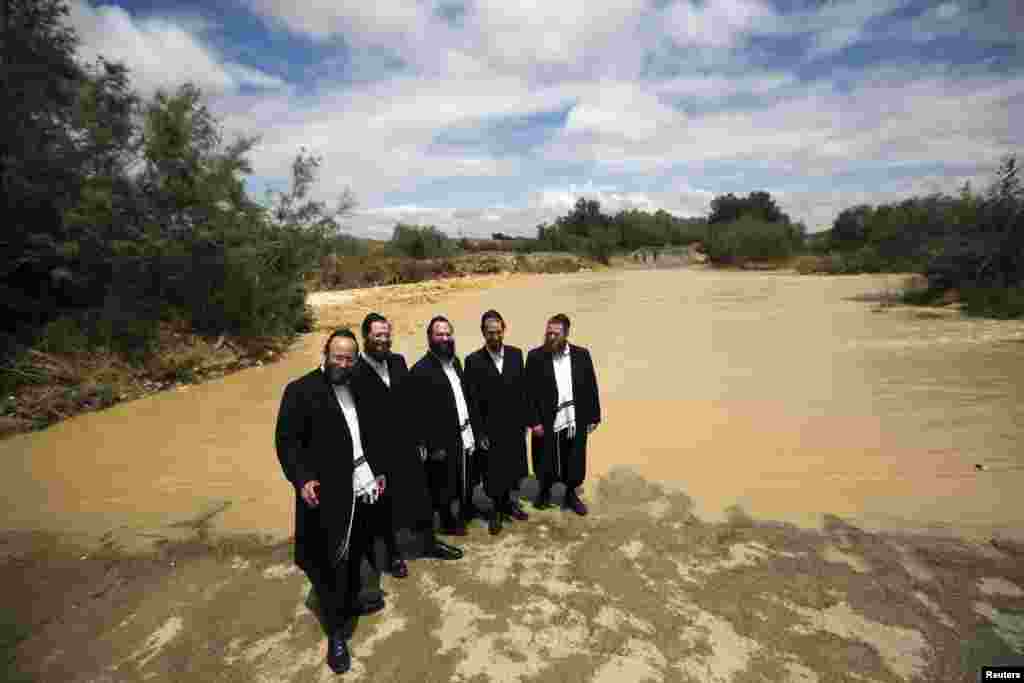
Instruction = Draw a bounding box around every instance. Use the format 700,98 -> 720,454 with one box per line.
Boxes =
5,468 -> 1024,683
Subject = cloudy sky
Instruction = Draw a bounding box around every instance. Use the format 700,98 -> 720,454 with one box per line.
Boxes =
67,0 -> 1022,237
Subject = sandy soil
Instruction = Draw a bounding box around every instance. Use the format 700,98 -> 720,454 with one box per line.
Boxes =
5,469 -> 1024,683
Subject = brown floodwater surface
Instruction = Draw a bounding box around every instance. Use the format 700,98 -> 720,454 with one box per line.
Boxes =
1,269 -> 1022,550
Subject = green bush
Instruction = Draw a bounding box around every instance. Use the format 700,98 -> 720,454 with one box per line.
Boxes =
37,316 -> 90,354
901,288 -> 944,306
961,286 -> 1024,319
706,216 -> 796,264
390,223 -> 456,259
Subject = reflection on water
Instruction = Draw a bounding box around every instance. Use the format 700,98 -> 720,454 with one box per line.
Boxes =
1,268 -> 1022,549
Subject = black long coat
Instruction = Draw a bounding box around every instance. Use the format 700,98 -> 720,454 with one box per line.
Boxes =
464,345 -> 530,498
524,344 -> 601,484
402,352 -> 483,503
274,368 -> 374,572
350,353 -> 433,530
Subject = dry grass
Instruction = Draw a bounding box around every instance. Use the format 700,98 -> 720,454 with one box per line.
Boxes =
309,251 -> 594,291
1,324 -> 288,439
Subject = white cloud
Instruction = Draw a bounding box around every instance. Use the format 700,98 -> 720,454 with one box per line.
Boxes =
663,0 -> 775,48
242,0 -> 427,42
225,61 -> 1020,232
564,81 -> 685,142
73,1 -> 1021,236
68,1 -> 285,96
463,0 -> 650,70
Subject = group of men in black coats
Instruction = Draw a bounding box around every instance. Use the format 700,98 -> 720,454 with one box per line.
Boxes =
274,309 -> 601,674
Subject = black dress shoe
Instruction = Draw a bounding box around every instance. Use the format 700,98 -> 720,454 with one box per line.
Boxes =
565,494 -> 588,516
327,631 -> 351,673
488,512 -> 503,535
390,558 -> 409,579
426,540 -> 464,560
356,597 -> 385,615
506,502 -> 529,521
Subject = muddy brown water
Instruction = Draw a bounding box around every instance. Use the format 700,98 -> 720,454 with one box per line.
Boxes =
1,269 -> 1023,551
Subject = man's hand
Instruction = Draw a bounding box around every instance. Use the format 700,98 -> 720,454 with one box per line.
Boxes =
587,422 -> 599,435
530,424 -> 545,438
478,435 -> 491,451
418,446 -> 428,462
300,480 -> 320,508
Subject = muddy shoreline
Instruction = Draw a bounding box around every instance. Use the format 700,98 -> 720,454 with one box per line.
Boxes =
4,469 -> 1024,682
1,271 -> 551,442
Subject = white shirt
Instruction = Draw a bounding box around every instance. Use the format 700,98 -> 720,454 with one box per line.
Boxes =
361,352 -> 390,388
333,383 -> 375,495
440,357 -> 475,452
552,345 -> 577,435
487,345 -> 504,375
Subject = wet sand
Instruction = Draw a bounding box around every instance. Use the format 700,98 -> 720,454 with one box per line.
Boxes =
6,470 -> 1024,683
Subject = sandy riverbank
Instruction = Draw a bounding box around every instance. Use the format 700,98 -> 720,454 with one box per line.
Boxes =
5,469 -> 1024,683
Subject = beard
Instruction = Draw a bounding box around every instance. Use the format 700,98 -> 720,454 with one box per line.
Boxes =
367,341 -> 391,361
544,338 -> 564,352
430,339 -> 456,359
324,363 -> 353,385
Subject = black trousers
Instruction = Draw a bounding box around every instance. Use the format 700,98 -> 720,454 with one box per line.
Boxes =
373,495 -> 401,562
427,447 -> 470,527
539,429 -> 585,493
303,501 -> 375,633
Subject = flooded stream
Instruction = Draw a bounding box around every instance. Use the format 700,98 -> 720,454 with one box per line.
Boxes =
2,269 -> 1022,550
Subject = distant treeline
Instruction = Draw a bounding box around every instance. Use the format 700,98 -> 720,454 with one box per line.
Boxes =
394,192 -> 808,266
801,156 -> 1023,317
357,201 -> 709,265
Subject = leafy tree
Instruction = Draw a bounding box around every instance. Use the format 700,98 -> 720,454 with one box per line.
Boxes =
1,0 -> 88,339
830,205 -> 873,252
705,216 -> 796,264
708,191 -> 788,225
390,223 -> 455,259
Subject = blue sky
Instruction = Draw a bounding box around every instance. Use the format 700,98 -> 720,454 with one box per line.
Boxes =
67,0 -> 1022,236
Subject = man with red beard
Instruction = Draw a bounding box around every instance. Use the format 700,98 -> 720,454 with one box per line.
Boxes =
403,316 -> 485,536
525,314 -> 602,515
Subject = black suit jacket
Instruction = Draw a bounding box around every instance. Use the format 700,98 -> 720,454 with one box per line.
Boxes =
464,344 -> 530,492
350,352 -> 432,529
403,352 -> 484,499
350,352 -> 410,482
274,368 -> 372,571
524,344 -> 601,431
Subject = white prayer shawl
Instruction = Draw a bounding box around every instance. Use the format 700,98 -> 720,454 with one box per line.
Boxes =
361,352 -> 390,388
332,381 -> 376,498
552,345 -> 577,439
440,358 -> 476,454
487,345 -> 504,374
